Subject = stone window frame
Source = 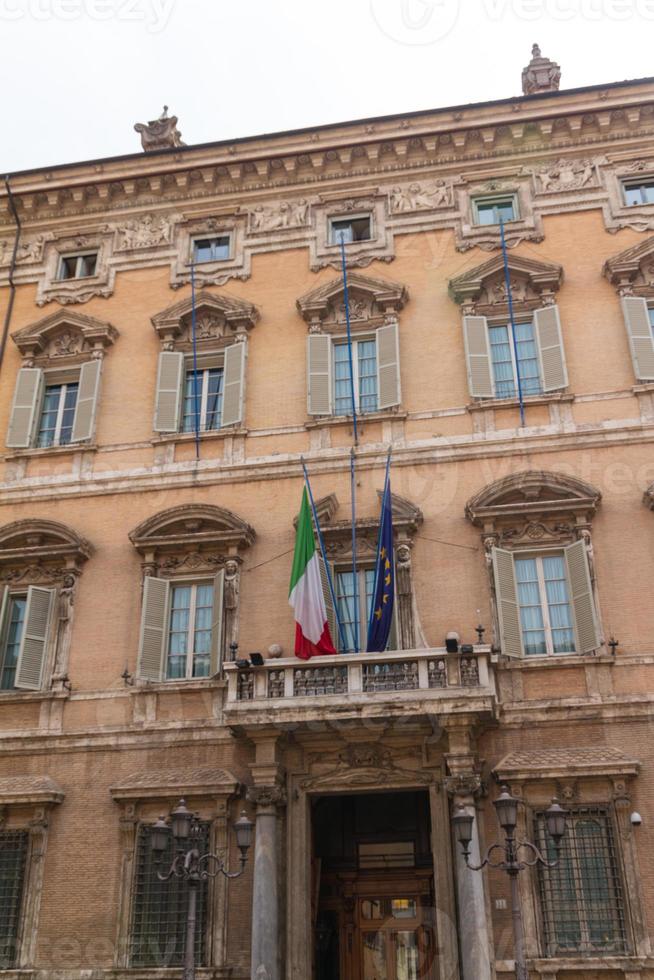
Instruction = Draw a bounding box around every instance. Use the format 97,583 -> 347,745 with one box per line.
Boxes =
0,775 -> 65,970
309,193 -> 395,271
301,491 -> 427,652
297,271 -> 409,433
109,768 -> 244,972
465,470 -> 605,662
150,289 -> 259,448
454,178 -> 544,252
470,191 -> 520,227
128,503 -> 256,688
604,236 -> 654,413
7,308 -> 119,457
493,747 -> 649,965
0,519 -> 92,702
449,253 -> 570,431
170,214 -> 249,289
602,162 -> 654,235
36,230 -> 115,306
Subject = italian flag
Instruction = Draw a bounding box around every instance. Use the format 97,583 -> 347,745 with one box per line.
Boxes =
289,488 -> 337,660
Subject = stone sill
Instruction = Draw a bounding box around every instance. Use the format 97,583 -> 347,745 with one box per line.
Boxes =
4,443 -> 97,461
632,382 -> 654,394
496,652 -> 615,670
305,410 -> 407,429
151,428 -> 247,446
467,392 -> 573,413
496,954 -> 649,973
0,688 -> 69,704
132,677 -> 226,694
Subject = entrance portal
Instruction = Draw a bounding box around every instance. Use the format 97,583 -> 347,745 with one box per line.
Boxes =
312,790 -> 437,980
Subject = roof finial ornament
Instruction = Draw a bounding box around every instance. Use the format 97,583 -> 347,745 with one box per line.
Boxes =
522,43 -> 561,96
134,106 -> 185,153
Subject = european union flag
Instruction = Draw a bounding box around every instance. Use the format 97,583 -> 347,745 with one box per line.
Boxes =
366,478 -> 394,653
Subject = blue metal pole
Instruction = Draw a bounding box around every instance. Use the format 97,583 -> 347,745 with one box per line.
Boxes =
190,262 -> 201,460
500,218 -> 525,427
350,447 -> 359,653
339,235 -> 359,446
301,459 -> 348,654
367,448 -> 392,645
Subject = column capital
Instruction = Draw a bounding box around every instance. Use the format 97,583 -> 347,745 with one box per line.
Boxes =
444,772 -> 485,805
247,782 -> 287,812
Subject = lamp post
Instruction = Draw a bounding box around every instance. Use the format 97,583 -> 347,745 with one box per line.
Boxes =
151,799 -> 254,980
452,786 -> 566,980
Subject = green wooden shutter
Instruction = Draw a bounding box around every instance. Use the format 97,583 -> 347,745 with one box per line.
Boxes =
534,305 -> 568,392
621,296 -> 654,381
376,321 -> 401,409
136,577 -> 170,682
7,368 -> 44,448
14,586 -> 55,690
564,540 -> 601,654
307,334 -> 333,415
492,548 -> 523,657
463,316 -> 494,398
222,342 -> 246,427
210,569 -> 226,675
71,359 -> 102,443
153,352 -> 184,432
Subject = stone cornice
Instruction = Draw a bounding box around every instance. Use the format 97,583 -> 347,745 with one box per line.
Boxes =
110,767 -> 240,802
0,774 -> 65,805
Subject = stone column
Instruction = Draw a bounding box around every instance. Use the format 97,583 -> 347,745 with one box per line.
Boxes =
248,784 -> 285,980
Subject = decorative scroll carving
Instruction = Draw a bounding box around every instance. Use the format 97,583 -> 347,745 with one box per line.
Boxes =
444,773 -> 484,799
339,743 -> 392,768
247,784 -> 287,808
134,106 -> 184,152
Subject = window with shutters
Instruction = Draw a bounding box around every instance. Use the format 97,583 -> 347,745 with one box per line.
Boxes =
7,310 -> 118,453
0,594 -> 26,690
622,178 -> 654,207
466,471 -> 603,660
604,242 -> 654,383
333,337 -> 378,415
151,291 -> 259,438
472,195 -> 518,226
489,320 -> 542,398
166,582 -> 214,679
535,807 -> 627,957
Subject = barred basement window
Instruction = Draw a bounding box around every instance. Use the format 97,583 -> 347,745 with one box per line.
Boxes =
0,830 -> 28,969
535,807 -> 627,957
129,823 -> 209,967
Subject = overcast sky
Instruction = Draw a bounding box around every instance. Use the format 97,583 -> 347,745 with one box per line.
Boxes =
2,0 -> 654,174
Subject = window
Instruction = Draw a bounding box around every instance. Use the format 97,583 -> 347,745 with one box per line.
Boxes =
36,382 -> 78,448
473,196 -> 518,226
515,554 -> 576,656
329,215 -> 372,245
334,339 -> 378,415
536,807 -> 627,957
0,831 -> 28,969
182,368 -> 224,432
166,582 -> 214,679
192,236 -> 231,263
129,822 -> 208,967
0,595 -> 26,690
489,321 -> 542,398
336,568 -> 376,653
57,252 -> 97,280
623,179 -> 654,207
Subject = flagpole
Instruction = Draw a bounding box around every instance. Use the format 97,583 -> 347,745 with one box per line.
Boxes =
190,261 -> 201,460
500,218 -> 525,427
366,448 -> 392,646
349,447 -> 360,653
301,458 -> 348,654
339,235 -> 359,447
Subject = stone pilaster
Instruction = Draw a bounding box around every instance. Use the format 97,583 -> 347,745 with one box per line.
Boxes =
247,783 -> 286,980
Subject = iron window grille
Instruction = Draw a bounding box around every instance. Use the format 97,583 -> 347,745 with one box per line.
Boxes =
129,822 -> 209,967
535,806 -> 627,957
0,830 -> 28,969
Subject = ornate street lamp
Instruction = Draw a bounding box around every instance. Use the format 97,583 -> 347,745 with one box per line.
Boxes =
453,786 -> 567,980
152,799 -> 254,980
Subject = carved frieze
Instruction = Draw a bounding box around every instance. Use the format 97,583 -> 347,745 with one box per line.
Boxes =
389,180 -> 454,213
115,213 -> 173,250
248,198 -> 311,232
531,158 -> 599,194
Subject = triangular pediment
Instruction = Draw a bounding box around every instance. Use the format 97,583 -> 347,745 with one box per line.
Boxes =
295,492 -> 422,535
466,470 -> 601,526
297,273 -> 408,325
151,288 -> 259,343
11,309 -> 118,359
449,253 -> 563,306
604,234 -> 654,291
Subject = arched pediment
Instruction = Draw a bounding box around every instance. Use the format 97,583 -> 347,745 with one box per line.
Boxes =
449,253 -> 563,315
604,235 -> 654,298
466,470 -> 601,528
296,272 -> 408,329
151,289 -> 259,348
129,504 -> 255,557
0,519 -> 93,569
11,309 -> 118,361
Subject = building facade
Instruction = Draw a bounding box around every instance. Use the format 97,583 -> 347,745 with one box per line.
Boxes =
1,46 -> 654,980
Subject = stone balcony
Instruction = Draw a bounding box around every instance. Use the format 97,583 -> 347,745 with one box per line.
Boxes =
223,646 -> 497,728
